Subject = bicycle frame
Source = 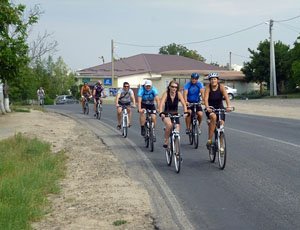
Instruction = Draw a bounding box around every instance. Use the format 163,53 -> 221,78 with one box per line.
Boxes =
120,105 -> 128,138
144,109 -> 156,152
188,102 -> 201,148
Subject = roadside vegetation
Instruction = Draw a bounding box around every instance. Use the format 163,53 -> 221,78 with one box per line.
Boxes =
0,133 -> 66,229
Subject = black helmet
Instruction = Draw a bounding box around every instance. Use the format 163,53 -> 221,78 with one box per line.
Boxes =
191,73 -> 200,79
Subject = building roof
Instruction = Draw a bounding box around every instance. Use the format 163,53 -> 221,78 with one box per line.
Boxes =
77,53 -> 227,77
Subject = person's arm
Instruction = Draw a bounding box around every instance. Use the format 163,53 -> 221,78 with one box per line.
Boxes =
115,92 -> 120,107
183,89 -> 188,104
159,92 -> 167,117
155,95 -> 160,113
80,87 -> 83,97
220,84 -> 231,111
200,88 -> 205,104
138,97 -> 143,112
130,90 -> 136,107
178,91 -> 187,113
204,85 -> 210,110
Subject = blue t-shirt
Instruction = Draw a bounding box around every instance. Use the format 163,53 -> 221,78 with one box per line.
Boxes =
137,86 -> 158,105
184,81 -> 204,103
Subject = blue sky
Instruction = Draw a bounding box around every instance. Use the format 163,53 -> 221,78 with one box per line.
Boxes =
15,0 -> 300,71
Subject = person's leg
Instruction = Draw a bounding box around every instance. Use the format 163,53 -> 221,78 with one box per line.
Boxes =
185,108 -> 192,134
127,106 -> 132,126
163,117 -> 172,147
117,106 -> 122,128
207,113 -> 217,148
139,106 -> 146,135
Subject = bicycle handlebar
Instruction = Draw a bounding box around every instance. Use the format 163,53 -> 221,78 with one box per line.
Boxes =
205,106 -> 235,112
159,112 -> 190,118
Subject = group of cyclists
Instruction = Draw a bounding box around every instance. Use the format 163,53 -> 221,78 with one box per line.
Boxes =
80,72 -> 232,150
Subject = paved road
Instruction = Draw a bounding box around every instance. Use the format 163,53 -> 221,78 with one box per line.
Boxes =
47,104 -> 300,230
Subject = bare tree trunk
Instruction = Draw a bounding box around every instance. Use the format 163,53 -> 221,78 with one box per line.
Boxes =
3,81 -> 11,113
0,82 -> 6,114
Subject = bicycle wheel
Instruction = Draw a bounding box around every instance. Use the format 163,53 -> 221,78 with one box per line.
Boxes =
218,132 -> 227,170
193,122 -> 199,149
189,130 -> 193,145
122,115 -> 128,138
208,138 -> 216,163
149,125 -> 154,152
97,103 -> 102,120
165,147 -> 172,166
144,122 -> 149,147
85,102 -> 89,115
173,137 -> 181,173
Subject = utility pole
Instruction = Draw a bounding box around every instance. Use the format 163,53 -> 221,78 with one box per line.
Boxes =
111,39 -> 114,80
229,51 -> 232,71
269,19 -> 277,96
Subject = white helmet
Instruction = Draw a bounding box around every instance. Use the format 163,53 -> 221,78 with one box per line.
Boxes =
144,80 -> 152,86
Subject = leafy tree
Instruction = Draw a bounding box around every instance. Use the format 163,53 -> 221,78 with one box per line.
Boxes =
289,36 -> 300,90
0,1 -> 39,83
159,43 -> 206,62
242,39 -> 291,94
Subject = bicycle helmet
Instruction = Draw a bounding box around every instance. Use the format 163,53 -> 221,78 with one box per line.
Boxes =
208,72 -> 219,79
97,80 -> 102,85
191,73 -> 200,79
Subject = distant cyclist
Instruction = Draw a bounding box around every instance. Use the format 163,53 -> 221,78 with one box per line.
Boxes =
204,72 -> 232,149
37,87 -> 45,105
80,82 -> 91,112
183,73 -> 205,134
137,80 -> 160,138
159,80 -> 188,148
115,82 -> 136,129
93,80 -> 106,117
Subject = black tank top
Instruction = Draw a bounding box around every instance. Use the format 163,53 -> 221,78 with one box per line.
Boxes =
208,83 -> 224,109
164,92 -> 179,113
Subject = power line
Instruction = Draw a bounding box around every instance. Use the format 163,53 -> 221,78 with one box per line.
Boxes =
115,14 -> 300,49
181,22 -> 265,45
274,14 -> 300,22
231,52 -> 250,59
276,22 -> 300,33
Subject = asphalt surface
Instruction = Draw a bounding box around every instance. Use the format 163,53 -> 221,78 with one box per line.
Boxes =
47,103 -> 300,230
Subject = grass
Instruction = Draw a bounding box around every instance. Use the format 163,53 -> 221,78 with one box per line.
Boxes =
113,220 -> 127,226
0,133 -> 66,229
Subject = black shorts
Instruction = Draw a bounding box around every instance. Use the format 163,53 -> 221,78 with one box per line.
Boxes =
119,101 -> 131,106
187,103 -> 203,112
141,103 -> 156,111
205,110 -> 226,122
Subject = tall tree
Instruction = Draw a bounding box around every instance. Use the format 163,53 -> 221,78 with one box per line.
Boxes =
159,43 -> 206,62
242,39 -> 290,94
289,36 -> 300,90
0,1 -> 39,83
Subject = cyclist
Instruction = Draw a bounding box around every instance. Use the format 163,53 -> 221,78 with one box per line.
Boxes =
204,72 -> 232,149
115,82 -> 136,129
159,80 -> 188,148
137,79 -> 160,139
37,87 -> 45,105
93,80 -> 106,117
183,73 -> 205,134
80,82 -> 91,112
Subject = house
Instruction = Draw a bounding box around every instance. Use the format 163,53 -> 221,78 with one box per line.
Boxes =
77,53 -> 256,95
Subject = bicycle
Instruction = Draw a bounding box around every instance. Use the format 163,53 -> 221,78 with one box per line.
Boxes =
119,104 -> 129,138
161,112 -> 188,173
82,95 -> 91,115
143,109 -> 157,152
187,102 -> 202,149
206,106 -> 234,170
95,97 -> 103,120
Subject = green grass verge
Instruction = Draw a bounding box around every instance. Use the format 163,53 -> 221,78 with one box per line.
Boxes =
0,133 -> 66,229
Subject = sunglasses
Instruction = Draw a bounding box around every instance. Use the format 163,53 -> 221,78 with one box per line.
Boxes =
170,85 -> 178,89
124,85 -> 129,88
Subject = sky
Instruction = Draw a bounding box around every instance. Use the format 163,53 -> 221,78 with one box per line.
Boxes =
14,0 -> 300,71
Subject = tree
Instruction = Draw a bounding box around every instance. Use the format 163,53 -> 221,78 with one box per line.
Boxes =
242,39 -> 290,94
289,36 -> 300,90
0,1 -> 39,83
159,43 -> 206,62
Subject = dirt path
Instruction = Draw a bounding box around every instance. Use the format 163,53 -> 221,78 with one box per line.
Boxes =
0,110 -> 155,229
